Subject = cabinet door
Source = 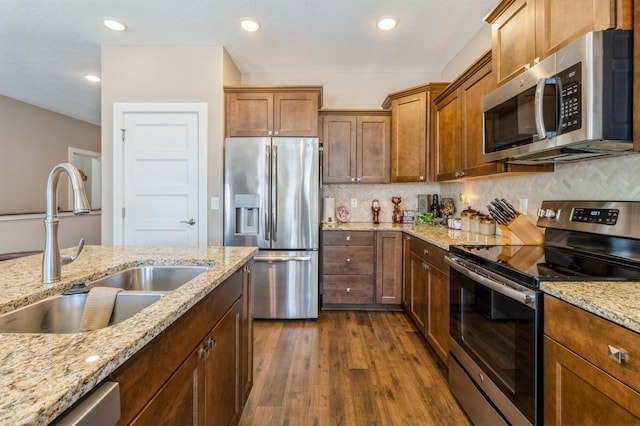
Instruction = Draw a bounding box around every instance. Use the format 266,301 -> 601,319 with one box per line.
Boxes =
426,266 -> 449,364
375,231 -> 402,305
274,92 -> 319,137
131,347 -> 205,425
460,58 -> 499,178
491,0 -> 537,86
401,234 -> 412,309
226,92 -> 274,137
322,115 -> 357,183
535,0 -> 630,60
434,90 -> 461,181
544,336 -> 640,425
391,93 -> 427,182
408,251 -> 428,334
204,299 -> 243,426
357,115 -> 391,183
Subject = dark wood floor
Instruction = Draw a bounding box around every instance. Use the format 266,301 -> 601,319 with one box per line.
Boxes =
239,311 -> 471,425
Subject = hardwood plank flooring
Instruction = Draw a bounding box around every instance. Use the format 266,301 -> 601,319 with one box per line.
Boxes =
239,311 -> 471,426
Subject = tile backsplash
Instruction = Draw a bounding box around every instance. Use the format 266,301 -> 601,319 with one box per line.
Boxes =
323,153 -> 640,224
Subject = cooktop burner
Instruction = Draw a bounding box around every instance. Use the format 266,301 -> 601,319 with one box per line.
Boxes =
449,244 -> 640,289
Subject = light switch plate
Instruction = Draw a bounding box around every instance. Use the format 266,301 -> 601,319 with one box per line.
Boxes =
351,198 -> 358,208
211,197 -> 219,210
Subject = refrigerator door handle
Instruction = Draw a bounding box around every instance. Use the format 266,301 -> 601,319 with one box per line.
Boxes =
255,255 -> 313,262
264,145 -> 270,241
272,144 -> 278,241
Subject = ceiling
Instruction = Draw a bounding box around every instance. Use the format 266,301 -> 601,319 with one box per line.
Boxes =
0,0 -> 496,125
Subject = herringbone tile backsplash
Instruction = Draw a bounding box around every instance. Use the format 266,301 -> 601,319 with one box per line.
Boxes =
323,154 -> 640,223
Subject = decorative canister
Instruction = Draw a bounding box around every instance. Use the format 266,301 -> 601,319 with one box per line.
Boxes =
460,207 -> 477,231
469,213 -> 481,233
479,216 -> 496,235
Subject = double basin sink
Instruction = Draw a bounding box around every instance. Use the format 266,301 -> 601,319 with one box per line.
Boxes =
0,266 -> 209,334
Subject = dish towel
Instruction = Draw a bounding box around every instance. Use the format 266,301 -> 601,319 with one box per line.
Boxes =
80,287 -> 123,331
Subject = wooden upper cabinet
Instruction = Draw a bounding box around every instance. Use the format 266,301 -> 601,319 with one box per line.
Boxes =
225,86 -> 323,137
486,0 -> 632,86
434,52 -> 553,181
321,110 -> 390,184
382,83 -> 448,183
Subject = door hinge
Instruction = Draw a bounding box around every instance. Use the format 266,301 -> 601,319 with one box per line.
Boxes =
121,128 -> 126,143
122,207 -> 125,218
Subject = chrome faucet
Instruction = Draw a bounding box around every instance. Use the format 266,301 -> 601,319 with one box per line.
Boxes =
42,163 -> 91,284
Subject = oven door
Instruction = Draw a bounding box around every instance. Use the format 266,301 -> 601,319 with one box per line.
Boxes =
446,255 -> 542,425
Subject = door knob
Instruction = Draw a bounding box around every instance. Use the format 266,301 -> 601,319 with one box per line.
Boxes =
180,218 -> 196,225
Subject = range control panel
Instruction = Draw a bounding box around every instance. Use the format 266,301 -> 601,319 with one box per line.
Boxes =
571,208 -> 619,225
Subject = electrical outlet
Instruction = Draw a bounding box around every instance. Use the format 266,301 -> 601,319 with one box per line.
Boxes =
210,197 -> 219,210
518,198 -> 528,214
351,198 -> 358,208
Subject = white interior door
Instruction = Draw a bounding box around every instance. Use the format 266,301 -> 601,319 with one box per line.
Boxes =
114,104 -> 207,246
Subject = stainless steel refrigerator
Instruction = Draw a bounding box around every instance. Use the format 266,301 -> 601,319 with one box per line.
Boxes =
224,137 -> 319,319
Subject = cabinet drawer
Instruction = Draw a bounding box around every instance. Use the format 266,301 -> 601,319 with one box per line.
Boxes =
323,275 -> 374,304
409,237 -> 447,271
545,296 -> 640,392
324,231 -> 374,246
323,246 -> 373,275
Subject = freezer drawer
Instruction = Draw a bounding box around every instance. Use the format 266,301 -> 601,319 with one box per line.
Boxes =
253,250 -> 319,319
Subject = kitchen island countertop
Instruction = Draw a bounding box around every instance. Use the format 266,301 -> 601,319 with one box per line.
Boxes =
0,245 -> 257,425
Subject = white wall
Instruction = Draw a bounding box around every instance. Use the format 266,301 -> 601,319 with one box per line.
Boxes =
101,46 -> 234,246
440,25 -> 492,81
241,72 -> 439,109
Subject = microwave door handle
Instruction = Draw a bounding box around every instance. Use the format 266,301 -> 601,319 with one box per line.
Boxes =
534,77 -> 548,140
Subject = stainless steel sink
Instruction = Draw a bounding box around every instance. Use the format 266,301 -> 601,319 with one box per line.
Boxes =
0,292 -> 165,334
90,265 -> 209,292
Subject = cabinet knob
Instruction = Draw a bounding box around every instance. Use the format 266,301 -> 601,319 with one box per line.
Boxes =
346,258 -> 351,264
421,263 -> 429,270
357,177 -> 361,182
406,236 -> 410,241
419,176 -> 424,181
198,346 -> 207,359
207,338 -> 217,350
607,345 -> 628,364
274,131 -> 279,136
346,287 -> 351,293
268,131 -> 273,136
346,236 -> 351,241
423,249 -> 429,256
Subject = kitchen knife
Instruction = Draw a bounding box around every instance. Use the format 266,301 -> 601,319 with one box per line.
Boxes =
487,205 -> 509,225
500,198 -> 520,216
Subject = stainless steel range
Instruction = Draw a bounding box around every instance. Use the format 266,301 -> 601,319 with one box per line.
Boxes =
446,200 -> 640,426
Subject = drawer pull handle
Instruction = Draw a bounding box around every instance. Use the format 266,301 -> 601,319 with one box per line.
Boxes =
346,258 -> 351,264
346,287 -> 351,293
607,345 -> 628,364
346,236 -> 351,241
423,249 -> 429,256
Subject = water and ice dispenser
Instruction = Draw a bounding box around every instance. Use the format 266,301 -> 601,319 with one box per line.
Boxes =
234,194 -> 260,235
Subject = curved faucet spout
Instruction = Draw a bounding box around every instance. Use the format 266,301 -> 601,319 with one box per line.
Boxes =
42,163 -> 91,284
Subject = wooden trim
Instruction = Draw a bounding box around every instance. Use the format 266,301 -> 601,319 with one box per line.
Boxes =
381,82 -> 450,109
484,0 -> 518,23
224,85 -> 323,108
635,0 -> 640,151
319,109 -> 391,117
434,51 -> 492,104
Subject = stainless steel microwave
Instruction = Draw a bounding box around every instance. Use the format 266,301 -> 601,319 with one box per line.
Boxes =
482,30 -> 632,164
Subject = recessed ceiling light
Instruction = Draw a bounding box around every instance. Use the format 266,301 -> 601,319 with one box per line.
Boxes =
240,18 -> 261,32
85,74 -> 101,83
376,17 -> 397,31
104,18 -> 127,32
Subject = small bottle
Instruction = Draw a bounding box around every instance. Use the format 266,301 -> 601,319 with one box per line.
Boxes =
431,194 -> 440,218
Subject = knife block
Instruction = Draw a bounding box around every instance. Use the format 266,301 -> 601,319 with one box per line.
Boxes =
498,215 -> 544,245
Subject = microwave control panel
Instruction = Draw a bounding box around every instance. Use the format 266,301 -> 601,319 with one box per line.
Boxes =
558,63 -> 582,134
571,207 -> 619,225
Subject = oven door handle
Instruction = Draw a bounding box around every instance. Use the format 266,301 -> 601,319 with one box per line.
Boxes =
445,255 -> 536,308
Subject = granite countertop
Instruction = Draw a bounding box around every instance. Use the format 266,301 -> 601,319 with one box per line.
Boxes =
0,245 -> 257,425
324,222 -> 640,335
322,221 -> 506,249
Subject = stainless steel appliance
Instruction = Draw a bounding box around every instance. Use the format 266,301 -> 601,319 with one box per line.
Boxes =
482,30 -> 633,164
447,200 -> 640,425
224,137 -> 319,319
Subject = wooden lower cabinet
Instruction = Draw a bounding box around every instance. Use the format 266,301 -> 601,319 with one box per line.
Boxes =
403,234 -> 449,364
111,265 -> 252,426
544,296 -> 640,424
322,230 -> 402,309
